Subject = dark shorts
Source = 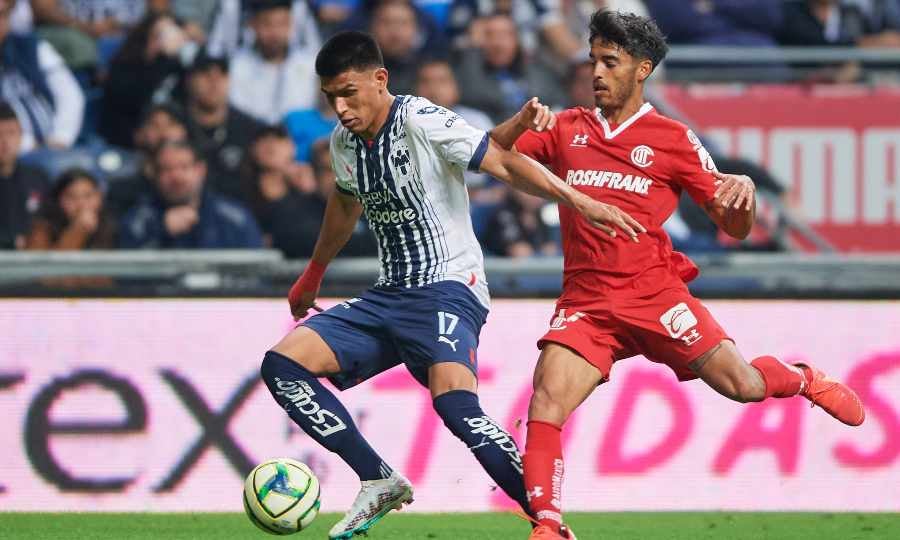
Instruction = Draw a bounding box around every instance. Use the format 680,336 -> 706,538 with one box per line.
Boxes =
303,281 -> 489,390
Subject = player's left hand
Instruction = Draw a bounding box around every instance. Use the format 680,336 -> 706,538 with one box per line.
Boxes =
579,199 -> 646,242
516,97 -> 556,133
713,171 -> 756,211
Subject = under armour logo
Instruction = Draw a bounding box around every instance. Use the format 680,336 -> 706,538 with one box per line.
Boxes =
438,336 -> 459,351
526,486 -> 544,502
680,328 -> 703,346
571,134 -> 589,147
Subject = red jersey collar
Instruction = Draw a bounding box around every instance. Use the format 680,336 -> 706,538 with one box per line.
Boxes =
594,102 -> 654,140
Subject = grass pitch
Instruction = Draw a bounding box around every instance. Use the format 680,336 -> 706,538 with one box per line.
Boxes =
1,512 -> 897,539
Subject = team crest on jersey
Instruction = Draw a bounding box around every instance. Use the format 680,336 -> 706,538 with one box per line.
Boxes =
571,134 -> 589,147
630,145 -> 654,168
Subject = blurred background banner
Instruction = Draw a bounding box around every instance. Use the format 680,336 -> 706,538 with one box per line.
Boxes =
665,85 -> 900,252
1,299 -> 897,513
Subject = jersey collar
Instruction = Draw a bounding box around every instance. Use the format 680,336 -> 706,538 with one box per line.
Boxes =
594,102 -> 654,140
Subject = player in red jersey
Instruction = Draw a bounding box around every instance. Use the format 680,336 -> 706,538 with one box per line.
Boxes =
490,11 -> 867,540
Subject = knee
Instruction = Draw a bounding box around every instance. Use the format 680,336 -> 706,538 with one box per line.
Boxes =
261,349 -> 328,380
529,386 -> 571,426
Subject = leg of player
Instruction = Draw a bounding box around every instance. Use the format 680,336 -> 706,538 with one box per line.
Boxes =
260,327 -> 413,540
692,339 -> 865,426
524,343 -> 605,540
429,362 -> 533,515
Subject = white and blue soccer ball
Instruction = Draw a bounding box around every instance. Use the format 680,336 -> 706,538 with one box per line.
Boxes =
243,458 -> 321,535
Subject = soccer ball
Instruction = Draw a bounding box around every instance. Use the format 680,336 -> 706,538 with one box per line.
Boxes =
243,458 -> 321,535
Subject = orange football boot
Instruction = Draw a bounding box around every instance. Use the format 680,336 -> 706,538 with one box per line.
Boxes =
797,363 -> 865,426
528,524 -> 577,540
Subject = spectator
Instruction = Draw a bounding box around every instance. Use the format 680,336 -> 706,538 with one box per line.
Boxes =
106,102 -> 189,217
183,49 -> 266,200
455,13 -> 566,123
308,137 -> 377,256
340,0 -> 448,60
229,0 -> 318,124
119,140 -> 263,248
644,0 -> 783,46
242,126 -> 319,257
447,0 -> 581,62
779,0 -> 900,47
368,0 -> 444,95
854,0 -> 900,47
283,95 -> 338,165
565,59 -> 595,108
246,121 -> 313,196
30,0 -> 149,68
415,59 -> 493,130
242,129 -> 375,257
414,59 -> 496,193
482,188 -> 559,257
100,12 -> 197,148
27,168 -> 117,249
0,0 -> 85,152
0,102 -> 51,249
206,0 -> 320,57
169,0 -> 222,44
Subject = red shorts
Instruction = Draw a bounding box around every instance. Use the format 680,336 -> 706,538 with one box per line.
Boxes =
537,286 -> 731,381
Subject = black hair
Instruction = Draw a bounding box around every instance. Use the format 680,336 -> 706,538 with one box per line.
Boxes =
139,102 -> 188,130
315,31 -> 384,79
153,140 -> 202,165
51,168 -> 101,200
251,125 -> 290,144
248,0 -> 292,15
39,168 -> 116,247
588,10 -> 669,69
0,101 -> 17,123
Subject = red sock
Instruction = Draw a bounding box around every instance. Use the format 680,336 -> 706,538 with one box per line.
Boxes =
523,420 -> 564,529
751,356 -> 808,398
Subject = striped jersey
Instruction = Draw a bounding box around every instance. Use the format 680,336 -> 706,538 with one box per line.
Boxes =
329,95 -> 491,308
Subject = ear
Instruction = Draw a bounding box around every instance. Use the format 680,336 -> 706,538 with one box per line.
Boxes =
636,59 -> 654,83
373,67 -> 389,91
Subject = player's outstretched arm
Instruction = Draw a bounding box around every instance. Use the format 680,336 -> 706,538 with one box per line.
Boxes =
288,190 -> 364,320
490,97 -> 556,150
479,139 -> 645,241
704,171 -> 757,240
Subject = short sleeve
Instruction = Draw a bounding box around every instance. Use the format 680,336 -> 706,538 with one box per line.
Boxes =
515,126 -> 558,165
329,127 -> 357,196
671,128 -> 719,206
408,100 -> 489,172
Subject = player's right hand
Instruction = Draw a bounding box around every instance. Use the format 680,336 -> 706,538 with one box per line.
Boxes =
579,200 -> 646,242
516,97 -> 556,132
288,261 -> 327,321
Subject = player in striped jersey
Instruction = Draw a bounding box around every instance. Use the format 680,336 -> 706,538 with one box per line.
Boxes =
258,31 -> 643,539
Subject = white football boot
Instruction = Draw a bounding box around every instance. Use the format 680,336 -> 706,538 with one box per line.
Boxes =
328,471 -> 414,539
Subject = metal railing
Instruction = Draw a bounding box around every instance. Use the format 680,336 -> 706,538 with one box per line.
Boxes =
2,251 -> 900,299
664,45 -> 900,82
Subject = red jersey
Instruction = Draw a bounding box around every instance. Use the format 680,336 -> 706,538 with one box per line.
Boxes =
515,103 -> 719,304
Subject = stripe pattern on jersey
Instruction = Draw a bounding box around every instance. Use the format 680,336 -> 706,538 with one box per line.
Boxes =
352,96 -> 449,288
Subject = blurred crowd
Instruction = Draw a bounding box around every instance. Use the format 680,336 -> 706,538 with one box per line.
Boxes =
2,0 -> 897,258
